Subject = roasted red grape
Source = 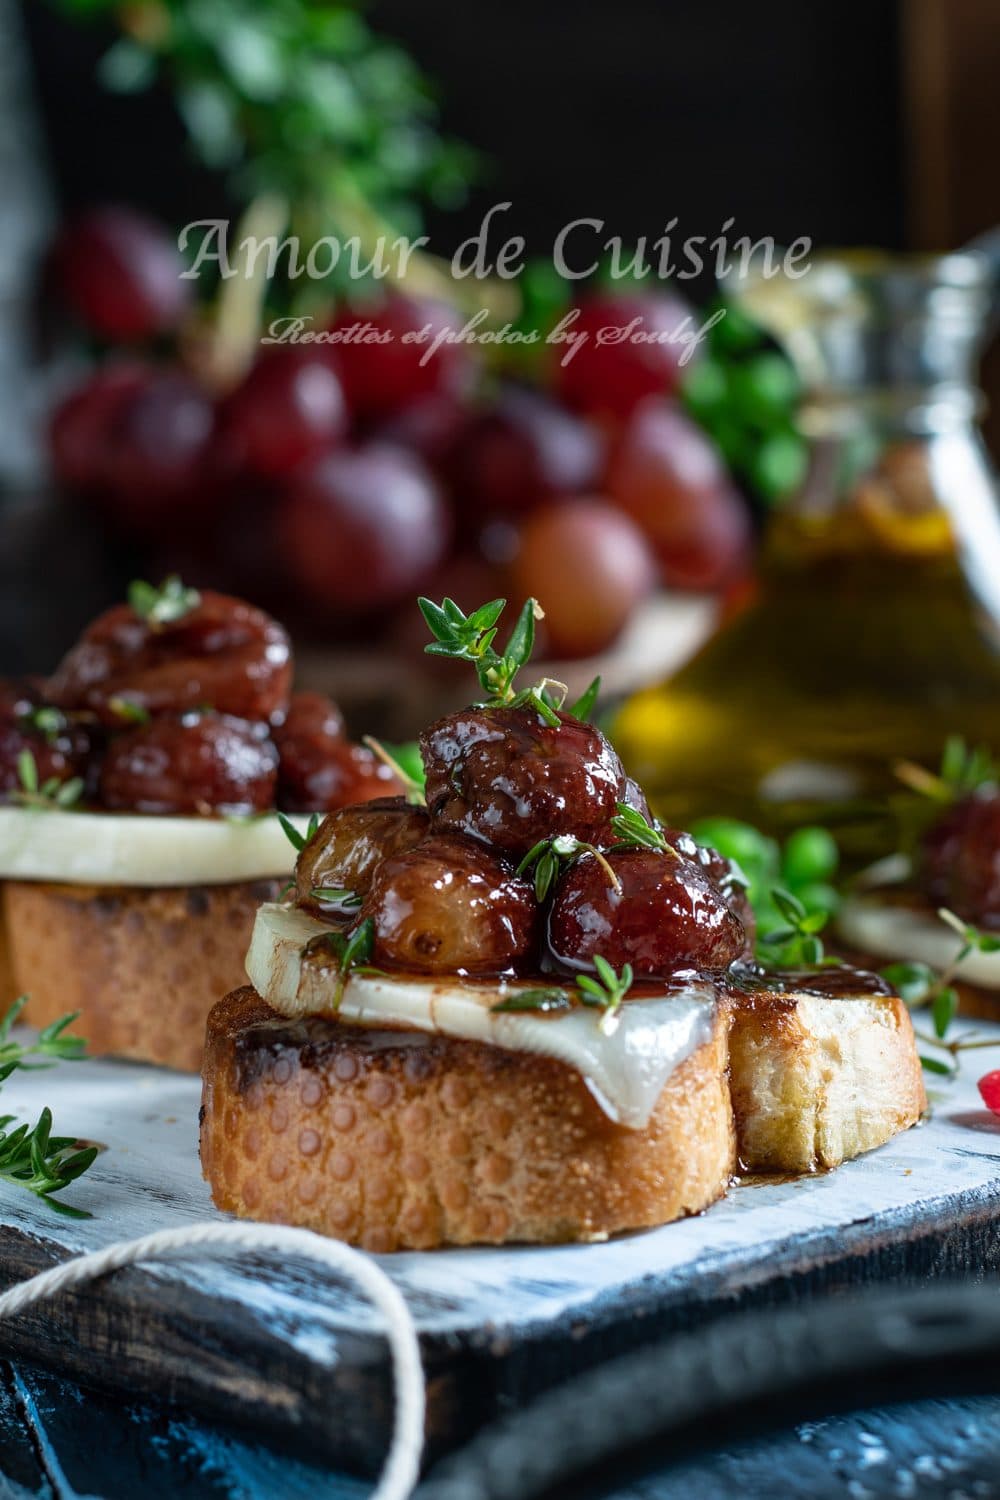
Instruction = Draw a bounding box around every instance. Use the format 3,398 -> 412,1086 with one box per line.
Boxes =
508,498 -> 658,657
361,832 -> 539,975
420,705 -> 628,858
49,207 -> 190,342
103,370 -> 215,532
47,588 -> 292,727
277,700 -> 403,812
661,827 -> 755,950
296,796 -> 430,910
548,846 -> 747,975
555,291 -> 695,418
282,443 -> 450,614
606,398 -> 751,590
920,792 -> 1000,929
218,349 -> 347,479
49,363 -> 150,492
100,713 -> 277,815
0,686 -> 93,802
329,295 -> 470,417
452,386 -> 603,514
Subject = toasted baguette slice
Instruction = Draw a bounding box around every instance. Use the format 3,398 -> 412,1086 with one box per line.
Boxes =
5,879 -> 280,1073
201,987 -> 735,1250
727,985 -> 926,1173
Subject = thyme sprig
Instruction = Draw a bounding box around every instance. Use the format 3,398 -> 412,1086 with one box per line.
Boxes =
609,804 -> 675,855
128,575 -> 201,628
0,998 -> 95,1217
882,908 -> 1000,1076
13,750 -> 84,811
492,956 -> 634,1034
517,834 -> 621,900
326,918 -> 376,1008
758,888 -> 835,967
895,735 -> 998,805
310,886 -> 363,910
418,596 -> 601,726
278,811 -> 320,852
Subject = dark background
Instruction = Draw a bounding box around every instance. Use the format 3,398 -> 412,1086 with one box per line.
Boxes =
23,0 -> 906,258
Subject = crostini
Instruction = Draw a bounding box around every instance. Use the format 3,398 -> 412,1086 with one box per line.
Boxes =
201,596 -> 925,1249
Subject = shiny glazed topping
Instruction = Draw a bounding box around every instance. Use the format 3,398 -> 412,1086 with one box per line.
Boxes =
420,704 -> 629,857
296,797 -> 430,911
361,832 -> 540,975
100,712 -> 277,815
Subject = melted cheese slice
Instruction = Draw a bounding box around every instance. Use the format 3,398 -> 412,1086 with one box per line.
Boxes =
246,902 -> 720,1130
838,894 -> 1000,989
0,808 -> 313,886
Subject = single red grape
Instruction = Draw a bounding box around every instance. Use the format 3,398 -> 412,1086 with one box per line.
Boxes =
508,497 -> 657,657
48,363 -> 150,492
452,386 -> 603,514
367,391 -> 470,475
329,294 -> 471,417
104,370 -> 215,534
554,291 -> 696,418
218,348 -> 347,479
606,398 -> 751,590
100,712 -> 277,815
49,206 -> 189,342
281,443 -> 450,614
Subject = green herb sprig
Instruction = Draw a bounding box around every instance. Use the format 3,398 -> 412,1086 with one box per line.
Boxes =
128,576 -> 201,628
493,957 -> 634,1034
882,908 -> 1000,1076
609,804 -> 674,855
758,888 -> 835,967
418,596 -> 601,726
13,750 -> 84,812
0,998 -> 95,1217
326,918 -> 376,1007
517,834 -> 621,901
278,812 -> 321,852
310,887 -> 363,910
895,735 -> 998,805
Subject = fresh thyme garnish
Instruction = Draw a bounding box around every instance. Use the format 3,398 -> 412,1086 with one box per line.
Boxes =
517,834 -> 622,900
278,811 -> 320,852
128,575 -> 201,628
491,987 -> 574,1015
567,676 -> 601,723
19,706 -> 65,743
326,918 -> 376,1007
577,956 -> 634,1034
108,696 -> 151,726
419,595 -> 599,727
13,750 -> 84,811
609,803 -> 675,854
362,736 -> 427,806
758,888 -> 835,967
895,735 -> 998,804
490,957 -> 633,1032
881,908 -> 1000,1076
0,998 -> 95,1217
311,887 -> 363,910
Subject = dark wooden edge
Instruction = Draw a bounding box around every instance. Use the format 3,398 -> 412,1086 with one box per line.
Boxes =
0,1180 -> 998,1475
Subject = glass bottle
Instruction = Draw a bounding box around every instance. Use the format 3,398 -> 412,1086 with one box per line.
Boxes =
612,250 -> 1000,863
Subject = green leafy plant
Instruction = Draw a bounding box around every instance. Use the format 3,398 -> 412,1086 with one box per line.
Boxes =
13,750 -> 84,812
419,596 -> 600,727
492,955 -> 633,1034
517,833 -> 621,901
881,909 -> 1000,1076
278,811 -> 321,852
0,999 -> 96,1217
128,575 -> 202,627
325,917 -> 376,1007
609,803 -> 674,854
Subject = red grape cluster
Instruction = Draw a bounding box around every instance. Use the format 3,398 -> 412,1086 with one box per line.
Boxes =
298,701 -> 750,981
0,585 -> 401,817
46,206 -> 752,659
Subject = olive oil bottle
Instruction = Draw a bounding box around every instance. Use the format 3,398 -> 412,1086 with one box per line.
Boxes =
613,251 -> 1000,863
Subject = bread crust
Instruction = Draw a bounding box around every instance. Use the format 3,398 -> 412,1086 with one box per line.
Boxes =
5,879 -> 280,1072
200,986 -> 735,1250
728,989 -> 927,1172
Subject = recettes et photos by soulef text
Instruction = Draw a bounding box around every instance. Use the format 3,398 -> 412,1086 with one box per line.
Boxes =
8,580 -> 984,1249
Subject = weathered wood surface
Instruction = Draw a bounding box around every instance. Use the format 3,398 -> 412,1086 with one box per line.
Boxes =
0,1030 -> 997,1471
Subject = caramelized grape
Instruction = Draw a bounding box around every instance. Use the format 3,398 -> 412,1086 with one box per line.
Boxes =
295,797 -> 430,911
661,827 -> 756,951
361,832 -> 539,975
920,792 -> 1000,929
47,589 -> 292,727
420,705 -> 627,858
278,710 -> 404,813
548,846 -> 747,975
100,713 -> 277,815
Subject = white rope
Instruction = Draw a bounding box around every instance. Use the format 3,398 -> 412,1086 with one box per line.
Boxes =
0,1221 -> 424,1500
